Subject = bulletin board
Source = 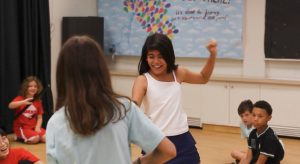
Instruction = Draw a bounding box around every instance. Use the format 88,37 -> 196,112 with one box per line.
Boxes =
98,0 -> 244,59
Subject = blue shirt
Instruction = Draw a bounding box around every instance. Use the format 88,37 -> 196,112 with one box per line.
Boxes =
240,122 -> 254,139
46,99 -> 164,164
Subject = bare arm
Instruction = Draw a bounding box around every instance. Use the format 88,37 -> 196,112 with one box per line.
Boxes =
132,75 -> 147,107
34,160 -> 45,164
8,98 -> 33,109
178,39 -> 217,84
240,148 -> 252,164
255,154 -> 268,164
35,115 -> 43,132
133,137 -> 176,164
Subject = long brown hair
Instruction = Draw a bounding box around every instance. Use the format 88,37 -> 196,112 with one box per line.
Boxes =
19,76 -> 43,99
56,35 -> 128,136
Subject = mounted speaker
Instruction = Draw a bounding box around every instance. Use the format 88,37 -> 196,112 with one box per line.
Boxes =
62,17 -> 104,48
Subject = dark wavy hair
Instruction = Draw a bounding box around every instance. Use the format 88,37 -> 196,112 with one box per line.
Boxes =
138,33 -> 178,75
56,35 -> 129,136
0,128 -> 6,136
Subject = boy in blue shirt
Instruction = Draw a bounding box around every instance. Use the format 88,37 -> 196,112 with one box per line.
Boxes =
231,99 -> 254,163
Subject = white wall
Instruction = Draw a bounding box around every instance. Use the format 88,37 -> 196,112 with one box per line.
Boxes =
50,0 -> 300,105
49,0 -> 97,103
108,0 -> 300,80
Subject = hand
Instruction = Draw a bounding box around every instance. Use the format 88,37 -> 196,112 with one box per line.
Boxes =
23,98 -> 34,105
206,39 -> 217,56
35,127 -> 41,133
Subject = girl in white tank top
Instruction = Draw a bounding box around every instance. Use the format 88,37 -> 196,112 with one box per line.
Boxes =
132,33 -> 217,164
143,71 -> 188,136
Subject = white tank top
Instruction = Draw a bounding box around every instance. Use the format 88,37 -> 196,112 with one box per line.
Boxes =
143,72 -> 189,136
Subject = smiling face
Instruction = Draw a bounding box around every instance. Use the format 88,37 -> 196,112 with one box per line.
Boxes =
146,50 -> 168,77
0,135 -> 9,160
252,107 -> 271,132
26,80 -> 38,98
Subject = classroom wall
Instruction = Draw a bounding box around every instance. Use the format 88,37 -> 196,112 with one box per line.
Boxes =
50,0 -> 300,105
50,0 -> 98,103
108,0 -> 300,80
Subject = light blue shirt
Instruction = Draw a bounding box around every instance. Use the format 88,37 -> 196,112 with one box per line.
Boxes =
46,99 -> 164,164
240,122 -> 254,139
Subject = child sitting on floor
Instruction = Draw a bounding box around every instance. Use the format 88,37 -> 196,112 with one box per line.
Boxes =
0,128 -> 45,164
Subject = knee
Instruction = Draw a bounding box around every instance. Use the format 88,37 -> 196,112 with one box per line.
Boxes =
26,135 -> 40,144
40,135 -> 46,142
231,150 -> 237,158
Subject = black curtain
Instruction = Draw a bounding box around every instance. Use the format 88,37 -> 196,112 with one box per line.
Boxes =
0,0 -> 53,133
265,0 -> 300,59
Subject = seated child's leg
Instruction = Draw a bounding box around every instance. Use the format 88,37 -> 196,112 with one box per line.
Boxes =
26,135 -> 40,144
13,126 -> 23,141
231,150 -> 246,161
38,128 -> 46,142
19,128 -> 41,144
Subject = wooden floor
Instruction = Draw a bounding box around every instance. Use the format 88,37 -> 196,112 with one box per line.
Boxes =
9,125 -> 300,163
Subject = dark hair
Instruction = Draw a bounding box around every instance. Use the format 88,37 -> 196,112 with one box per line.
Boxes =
0,128 -> 6,136
19,160 -> 34,164
19,76 -> 43,100
237,99 -> 253,115
253,100 -> 273,116
56,35 -> 129,136
138,33 -> 178,75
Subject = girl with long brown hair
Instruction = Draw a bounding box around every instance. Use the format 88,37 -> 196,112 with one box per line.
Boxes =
46,35 -> 176,164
